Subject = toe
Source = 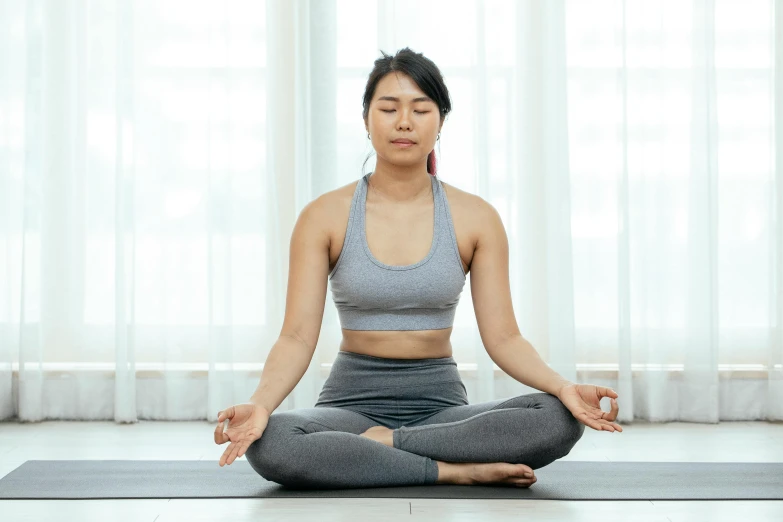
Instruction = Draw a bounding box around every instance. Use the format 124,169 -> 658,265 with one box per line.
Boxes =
516,464 -> 534,477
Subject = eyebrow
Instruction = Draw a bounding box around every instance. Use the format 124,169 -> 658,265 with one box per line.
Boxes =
377,96 -> 434,103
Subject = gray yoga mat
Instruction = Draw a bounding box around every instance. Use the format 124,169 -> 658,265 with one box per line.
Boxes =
1,460 -> 781,500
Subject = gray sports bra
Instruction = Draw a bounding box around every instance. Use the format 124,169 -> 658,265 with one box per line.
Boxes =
328,172 -> 467,331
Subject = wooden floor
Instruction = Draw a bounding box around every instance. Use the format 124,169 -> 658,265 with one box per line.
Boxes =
1,420 -> 782,521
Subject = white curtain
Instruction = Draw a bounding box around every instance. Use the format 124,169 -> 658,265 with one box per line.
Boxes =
1,0 -> 780,423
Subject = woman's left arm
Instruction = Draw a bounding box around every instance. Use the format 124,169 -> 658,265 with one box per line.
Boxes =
487,335 -> 623,432
486,333 -> 575,397
467,198 -> 622,432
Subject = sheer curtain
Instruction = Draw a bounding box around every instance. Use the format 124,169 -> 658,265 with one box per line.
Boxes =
1,0 -> 780,423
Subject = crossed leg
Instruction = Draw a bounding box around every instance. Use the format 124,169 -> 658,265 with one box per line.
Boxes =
244,406 -> 440,489
393,392 -> 585,470
244,392 -> 583,489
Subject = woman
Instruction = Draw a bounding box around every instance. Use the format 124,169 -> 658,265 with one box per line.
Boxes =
213,47 -> 622,490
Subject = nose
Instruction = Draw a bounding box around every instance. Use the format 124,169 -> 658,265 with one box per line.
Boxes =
396,110 -> 412,131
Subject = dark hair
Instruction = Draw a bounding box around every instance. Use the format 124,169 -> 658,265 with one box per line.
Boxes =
362,47 -> 452,176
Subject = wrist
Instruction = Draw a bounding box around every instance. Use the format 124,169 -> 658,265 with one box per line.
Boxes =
247,400 -> 272,416
556,381 -> 575,398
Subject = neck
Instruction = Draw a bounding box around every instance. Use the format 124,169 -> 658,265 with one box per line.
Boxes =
368,160 -> 432,203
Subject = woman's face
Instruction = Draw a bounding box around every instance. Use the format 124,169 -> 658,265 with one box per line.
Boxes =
365,72 -> 443,169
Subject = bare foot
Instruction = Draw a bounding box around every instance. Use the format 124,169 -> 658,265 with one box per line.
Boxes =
437,461 -> 537,488
359,426 -> 394,447
359,427 -> 536,488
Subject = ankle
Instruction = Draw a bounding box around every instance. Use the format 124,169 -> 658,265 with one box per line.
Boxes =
435,461 -> 449,484
435,461 -> 470,485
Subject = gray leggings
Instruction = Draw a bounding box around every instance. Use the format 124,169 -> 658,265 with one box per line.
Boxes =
245,350 -> 584,489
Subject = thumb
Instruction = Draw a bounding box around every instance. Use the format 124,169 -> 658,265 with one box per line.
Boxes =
219,416 -> 230,441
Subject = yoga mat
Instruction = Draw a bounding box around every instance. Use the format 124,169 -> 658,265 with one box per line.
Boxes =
1,460 -> 781,500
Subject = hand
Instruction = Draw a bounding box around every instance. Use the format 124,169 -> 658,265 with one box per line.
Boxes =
214,403 -> 271,466
557,384 -> 623,432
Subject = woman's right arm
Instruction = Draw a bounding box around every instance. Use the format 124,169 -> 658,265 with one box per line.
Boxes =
248,196 -> 332,415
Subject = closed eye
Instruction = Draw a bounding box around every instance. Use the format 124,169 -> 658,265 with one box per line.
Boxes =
380,109 -> 430,114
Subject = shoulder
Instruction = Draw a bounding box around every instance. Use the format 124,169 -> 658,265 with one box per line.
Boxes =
439,179 -> 503,239
308,179 -> 362,245
314,179 -> 360,216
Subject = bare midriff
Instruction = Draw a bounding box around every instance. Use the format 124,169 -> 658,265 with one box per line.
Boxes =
339,328 -> 454,359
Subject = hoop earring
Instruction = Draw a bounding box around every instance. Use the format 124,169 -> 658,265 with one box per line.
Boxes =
436,133 -> 440,141
367,133 -> 370,139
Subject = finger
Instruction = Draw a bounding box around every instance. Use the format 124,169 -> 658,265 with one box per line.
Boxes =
218,406 -> 233,424
226,441 -> 242,465
237,441 -> 251,459
609,398 -> 620,422
220,442 -> 236,466
597,386 -> 618,399
577,411 -> 605,431
589,420 -> 605,431
214,421 -> 227,445
581,412 -> 617,432
597,419 -> 623,432
598,401 -> 623,431
583,412 -> 623,431
594,386 -> 613,399
601,398 -> 620,422
214,417 -> 230,444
